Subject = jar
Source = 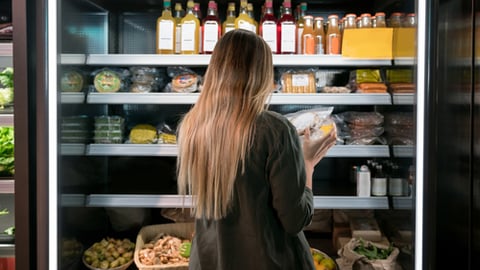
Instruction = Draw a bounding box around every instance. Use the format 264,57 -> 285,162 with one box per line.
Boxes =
374,12 -> 387,28
359,13 -> 372,28
389,12 -> 403,27
404,13 -> 416,27
344,13 -> 357,29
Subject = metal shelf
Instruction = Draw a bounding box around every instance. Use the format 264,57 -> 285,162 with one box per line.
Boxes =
86,92 -> 392,105
391,196 -> 413,209
61,194 -> 86,207
61,54 -> 394,67
0,43 -> 13,67
61,144 -> 87,155
392,145 -> 415,157
84,194 -> 388,209
84,144 -> 389,158
60,93 -> 85,104
313,196 -> 389,209
0,114 -> 13,126
392,57 -> 415,66
0,244 -> 14,257
0,180 -> 14,194
86,144 -> 178,156
392,93 -> 415,105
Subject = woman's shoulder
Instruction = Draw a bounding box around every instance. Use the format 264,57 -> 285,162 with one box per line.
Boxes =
257,111 -> 296,134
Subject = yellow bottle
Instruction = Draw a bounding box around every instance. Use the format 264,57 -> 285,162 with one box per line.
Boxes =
181,0 -> 200,54
296,2 -> 307,54
222,2 -> 236,35
174,3 -> 185,54
247,3 -> 258,34
235,0 -> 255,33
156,0 -> 176,54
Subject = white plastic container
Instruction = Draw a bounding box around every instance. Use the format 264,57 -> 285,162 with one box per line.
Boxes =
357,165 -> 371,197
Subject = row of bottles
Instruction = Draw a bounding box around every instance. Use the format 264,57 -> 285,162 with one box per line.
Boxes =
354,159 -> 413,197
156,0 -> 414,55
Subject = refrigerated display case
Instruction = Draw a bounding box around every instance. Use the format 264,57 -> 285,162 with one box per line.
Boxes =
11,0 -> 480,269
0,2 -> 14,262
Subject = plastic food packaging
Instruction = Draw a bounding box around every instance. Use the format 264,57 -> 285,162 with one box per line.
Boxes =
164,66 -> 201,93
93,116 -> 125,144
280,68 -> 318,93
129,67 -> 164,93
91,68 -> 130,93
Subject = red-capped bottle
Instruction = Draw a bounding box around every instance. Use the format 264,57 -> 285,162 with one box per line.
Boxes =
202,0 -> 221,54
277,0 -> 296,54
260,0 -> 278,53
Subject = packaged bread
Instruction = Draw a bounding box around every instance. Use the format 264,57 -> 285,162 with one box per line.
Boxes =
92,68 -> 129,93
281,69 -> 317,93
129,124 -> 158,144
165,66 -> 200,93
60,70 -> 84,92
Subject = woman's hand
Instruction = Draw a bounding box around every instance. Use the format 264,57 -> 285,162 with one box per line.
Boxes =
302,125 -> 337,167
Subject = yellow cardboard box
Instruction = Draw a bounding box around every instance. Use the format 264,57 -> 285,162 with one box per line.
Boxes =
392,27 -> 416,57
341,28 -> 393,59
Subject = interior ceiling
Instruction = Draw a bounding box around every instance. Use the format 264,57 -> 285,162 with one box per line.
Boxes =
77,0 -> 411,14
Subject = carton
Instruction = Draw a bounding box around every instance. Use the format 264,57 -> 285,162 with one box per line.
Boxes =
341,28 -> 394,59
392,27 -> 416,57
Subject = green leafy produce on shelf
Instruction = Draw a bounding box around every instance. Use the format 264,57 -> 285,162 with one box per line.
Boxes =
0,67 -> 14,108
4,226 -> 14,235
0,127 -> 14,176
353,238 -> 394,260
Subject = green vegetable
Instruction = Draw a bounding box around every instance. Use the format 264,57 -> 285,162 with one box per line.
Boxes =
4,226 -> 14,235
0,127 -> 14,176
0,68 -> 13,89
0,208 -> 9,215
353,238 -> 394,260
179,241 -> 191,258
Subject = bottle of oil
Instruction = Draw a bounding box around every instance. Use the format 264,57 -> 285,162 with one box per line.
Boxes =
247,3 -> 258,34
181,0 -> 200,54
296,2 -> 307,54
156,0 -> 176,54
222,2 -> 236,35
174,3 -> 185,54
235,0 -> 255,33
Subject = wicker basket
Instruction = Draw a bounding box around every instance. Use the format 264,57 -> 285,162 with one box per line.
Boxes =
134,222 -> 194,270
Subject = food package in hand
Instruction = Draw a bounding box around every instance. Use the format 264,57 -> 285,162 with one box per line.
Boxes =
284,106 -> 335,141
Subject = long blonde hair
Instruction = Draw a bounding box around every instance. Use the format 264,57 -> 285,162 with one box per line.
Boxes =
177,30 -> 274,220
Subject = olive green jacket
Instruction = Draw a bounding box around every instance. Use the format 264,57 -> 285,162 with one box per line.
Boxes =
189,111 -> 315,270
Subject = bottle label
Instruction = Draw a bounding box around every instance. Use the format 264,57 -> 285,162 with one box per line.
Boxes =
175,25 -> 182,53
262,23 -> 277,53
280,23 -> 296,53
297,27 -> 304,53
224,26 -> 235,34
158,20 -> 175,50
203,22 -> 219,52
292,74 -> 309,87
181,22 -> 196,51
328,34 -> 341,54
238,20 -> 254,33
371,177 -> 387,196
303,34 -> 315,54
315,35 -> 324,54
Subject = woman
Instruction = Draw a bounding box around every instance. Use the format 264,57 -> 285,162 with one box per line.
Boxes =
177,29 -> 337,270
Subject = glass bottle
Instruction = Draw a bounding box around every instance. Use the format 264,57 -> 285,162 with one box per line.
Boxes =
374,12 -> 387,28
314,16 -> 325,54
404,13 -> 416,27
180,0 -> 200,54
174,3 -> 185,54
193,2 -> 203,53
325,14 -> 341,55
371,164 -> 387,196
277,0 -> 296,54
359,13 -> 372,28
222,2 -> 236,35
156,0 -> 176,54
296,2 -> 307,54
202,0 -> 221,54
389,12 -> 403,27
235,0 -> 255,33
301,15 -> 315,54
247,3 -> 258,34
260,0 -> 278,53
344,13 -> 356,29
